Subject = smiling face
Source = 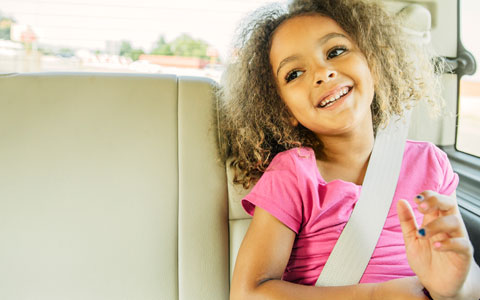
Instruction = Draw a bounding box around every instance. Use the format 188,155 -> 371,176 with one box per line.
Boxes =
270,14 -> 375,138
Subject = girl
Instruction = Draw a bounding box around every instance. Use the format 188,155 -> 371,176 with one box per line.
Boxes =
218,0 -> 480,299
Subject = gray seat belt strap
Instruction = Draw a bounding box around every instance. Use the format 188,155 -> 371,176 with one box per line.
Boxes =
315,111 -> 411,286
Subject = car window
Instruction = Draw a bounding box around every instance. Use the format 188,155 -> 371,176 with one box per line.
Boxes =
0,0 -> 276,81
456,0 -> 480,157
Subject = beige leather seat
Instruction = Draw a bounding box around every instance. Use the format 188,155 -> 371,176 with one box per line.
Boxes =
0,73 -> 230,300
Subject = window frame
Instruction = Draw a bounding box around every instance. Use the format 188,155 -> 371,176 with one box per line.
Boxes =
443,0 -> 480,216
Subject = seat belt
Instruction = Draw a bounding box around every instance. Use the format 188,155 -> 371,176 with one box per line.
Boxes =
315,111 -> 411,286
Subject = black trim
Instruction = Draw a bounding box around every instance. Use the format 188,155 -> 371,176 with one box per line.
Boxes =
443,50 -> 476,76
441,146 -> 480,216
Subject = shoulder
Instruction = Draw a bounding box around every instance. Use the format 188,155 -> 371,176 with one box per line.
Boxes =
402,140 -> 458,194
404,140 -> 449,166
242,147 -> 315,232
404,139 -> 435,152
266,147 -> 316,174
247,146 -> 317,204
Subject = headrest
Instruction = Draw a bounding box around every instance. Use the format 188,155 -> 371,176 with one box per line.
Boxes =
397,4 -> 432,44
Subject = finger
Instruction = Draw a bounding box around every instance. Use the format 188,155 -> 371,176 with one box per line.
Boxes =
417,214 -> 464,239
415,191 -> 456,215
432,237 -> 474,256
397,199 -> 419,242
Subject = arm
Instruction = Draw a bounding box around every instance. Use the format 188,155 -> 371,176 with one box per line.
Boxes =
230,206 -> 429,300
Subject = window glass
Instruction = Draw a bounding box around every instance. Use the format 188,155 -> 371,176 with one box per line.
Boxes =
457,0 -> 480,157
0,0 -> 275,81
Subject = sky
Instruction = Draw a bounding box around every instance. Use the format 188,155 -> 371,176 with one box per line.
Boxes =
0,0 -> 479,68
0,0 -> 279,58
460,0 -> 480,56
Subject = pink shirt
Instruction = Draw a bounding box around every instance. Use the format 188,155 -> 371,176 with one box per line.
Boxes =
242,140 -> 459,285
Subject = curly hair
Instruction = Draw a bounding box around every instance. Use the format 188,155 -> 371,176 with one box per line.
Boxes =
217,0 -> 442,189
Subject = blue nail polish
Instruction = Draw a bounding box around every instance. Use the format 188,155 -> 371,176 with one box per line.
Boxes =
418,228 -> 426,236
416,195 -> 424,201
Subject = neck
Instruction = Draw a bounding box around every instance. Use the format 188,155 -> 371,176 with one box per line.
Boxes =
314,116 -> 375,185
316,120 -> 374,165
319,132 -> 374,165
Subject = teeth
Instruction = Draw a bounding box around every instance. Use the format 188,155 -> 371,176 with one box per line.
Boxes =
319,87 -> 349,107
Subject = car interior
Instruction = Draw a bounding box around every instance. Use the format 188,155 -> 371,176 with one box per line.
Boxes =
0,0 -> 479,299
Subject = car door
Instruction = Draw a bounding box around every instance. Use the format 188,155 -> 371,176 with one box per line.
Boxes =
421,0 -> 480,264
448,0 -> 480,265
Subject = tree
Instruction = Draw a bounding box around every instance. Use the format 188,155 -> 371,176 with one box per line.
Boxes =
58,48 -> 75,58
119,40 -> 145,61
128,49 -> 145,61
151,35 -> 173,56
119,40 -> 132,56
0,11 -> 15,40
170,33 -> 209,59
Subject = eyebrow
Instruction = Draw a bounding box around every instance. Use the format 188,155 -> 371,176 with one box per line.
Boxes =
275,32 -> 348,78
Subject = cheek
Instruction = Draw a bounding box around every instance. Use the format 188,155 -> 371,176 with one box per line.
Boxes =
282,87 -> 310,113
353,60 -> 375,97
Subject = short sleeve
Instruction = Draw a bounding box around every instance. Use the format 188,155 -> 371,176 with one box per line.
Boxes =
432,145 -> 459,196
242,151 -> 303,233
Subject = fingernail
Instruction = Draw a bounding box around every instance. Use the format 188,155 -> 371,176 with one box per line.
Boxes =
420,203 -> 429,210
434,242 -> 442,248
418,228 -> 426,236
416,194 -> 424,201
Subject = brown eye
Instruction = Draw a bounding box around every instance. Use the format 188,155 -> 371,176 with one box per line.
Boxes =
285,70 -> 304,83
327,47 -> 347,59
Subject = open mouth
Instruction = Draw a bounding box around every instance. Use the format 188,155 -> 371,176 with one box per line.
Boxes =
317,86 -> 353,108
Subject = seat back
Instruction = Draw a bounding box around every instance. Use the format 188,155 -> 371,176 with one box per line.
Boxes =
0,73 -> 229,300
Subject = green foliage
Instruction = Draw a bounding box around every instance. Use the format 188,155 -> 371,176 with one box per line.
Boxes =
58,48 -> 75,57
150,34 -> 209,59
170,33 -> 209,59
119,40 -> 145,61
151,35 -> 173,56
38,47 -> 54,56
119,40 -> 132,56
129,49 -> 145,61
120,34 -> 211,60
0,11 -> 15,40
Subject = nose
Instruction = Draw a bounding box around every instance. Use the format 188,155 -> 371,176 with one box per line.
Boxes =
314,67 -> 337,85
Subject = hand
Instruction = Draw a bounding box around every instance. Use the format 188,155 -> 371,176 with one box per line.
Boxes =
373,276 -> 429,300
397,191 -> 474,300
